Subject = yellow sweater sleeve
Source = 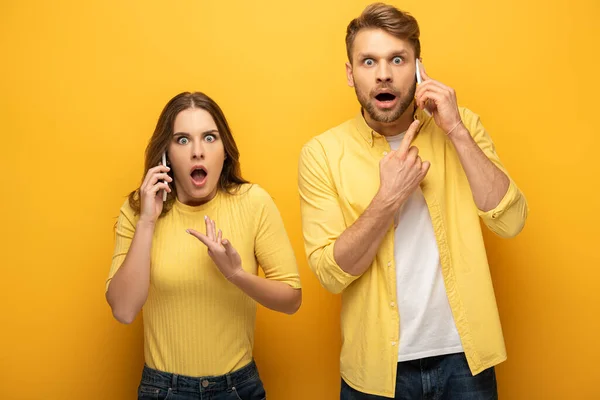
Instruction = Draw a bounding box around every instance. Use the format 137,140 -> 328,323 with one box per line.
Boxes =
105,200 -> 138,292
251,185 -> 302,289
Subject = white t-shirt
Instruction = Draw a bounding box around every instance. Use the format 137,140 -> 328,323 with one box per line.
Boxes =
386,132 -> 464,362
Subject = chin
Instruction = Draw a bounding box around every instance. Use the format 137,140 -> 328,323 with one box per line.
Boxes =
180,184 -> 218,206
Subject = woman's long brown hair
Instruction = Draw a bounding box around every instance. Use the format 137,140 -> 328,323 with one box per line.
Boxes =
128,92 -> 249,216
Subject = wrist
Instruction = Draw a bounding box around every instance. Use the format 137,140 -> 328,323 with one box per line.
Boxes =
446,120 -> 468,139
226,268 -> 246,284
447,124 -> 472,146
136,218 -> 156,230
372,190 -> 403,215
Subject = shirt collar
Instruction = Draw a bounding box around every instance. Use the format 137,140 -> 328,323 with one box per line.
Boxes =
352,107 -> 429,146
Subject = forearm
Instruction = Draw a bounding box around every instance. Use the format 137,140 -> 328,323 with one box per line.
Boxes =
229,271 -> 301,315
449,125 -> 510,211
333,193 -> 396,276
106,220 -> 154,324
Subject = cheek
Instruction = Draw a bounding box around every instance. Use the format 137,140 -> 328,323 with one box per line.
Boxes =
166,151 -> 185,174
209,146 -> 226,175
355,74 -> 373,93
398,70 -> 416,86
171,167 -> 188,185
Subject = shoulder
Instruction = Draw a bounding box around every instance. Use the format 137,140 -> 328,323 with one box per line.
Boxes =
118,197 -> 138,222
245,183 -> 276,208
113,197 -> 139,233
223,183 -> 275,209
303,118 -> 355,151
300,117 -> 356,161
458,106 -> 484,130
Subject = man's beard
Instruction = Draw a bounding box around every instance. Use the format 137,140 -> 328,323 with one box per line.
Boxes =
355,82 -> 416,123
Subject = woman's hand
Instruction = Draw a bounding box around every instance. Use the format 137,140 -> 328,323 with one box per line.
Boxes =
187,216 -> 243,280
139,165 -> 172,224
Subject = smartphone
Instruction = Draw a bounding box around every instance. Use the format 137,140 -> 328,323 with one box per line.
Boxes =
161,152 -> 168,202
415,59 -> 422,85
415,59 -> 432,117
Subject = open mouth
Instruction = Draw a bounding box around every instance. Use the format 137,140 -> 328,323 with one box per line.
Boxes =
190,167 -> 208,186
375,92 -> 397,102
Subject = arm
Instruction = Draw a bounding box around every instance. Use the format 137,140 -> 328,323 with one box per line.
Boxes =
415,63 -> 528,237
105,164 -> 171,324
298,123 -> 427,293
456,110 -> 529,237
187,187 -> 301,315
247,186 -> 302,314
105,216 -> 153,324
332,195 -> 396,276
448,122 -> 510,212
228,270 -> 301,315
298,142 -> 358,294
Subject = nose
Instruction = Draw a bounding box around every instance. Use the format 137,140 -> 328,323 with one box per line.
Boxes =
376,62 -> 392,83
192,140 -> 205,160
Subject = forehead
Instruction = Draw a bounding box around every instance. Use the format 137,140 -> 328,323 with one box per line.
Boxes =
352,28 -> 414,60
173,108 -> 217,133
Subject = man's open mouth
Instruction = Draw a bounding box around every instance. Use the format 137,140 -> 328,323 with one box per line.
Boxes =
375,92 -> 397,102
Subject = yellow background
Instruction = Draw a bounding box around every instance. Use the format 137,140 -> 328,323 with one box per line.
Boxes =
1,0 -> 598,399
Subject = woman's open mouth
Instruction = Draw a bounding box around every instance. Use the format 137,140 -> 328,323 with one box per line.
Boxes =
190,166 -> 208,187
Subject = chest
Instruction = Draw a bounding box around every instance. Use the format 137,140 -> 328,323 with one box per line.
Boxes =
149,210 -> 257,294
333,132 -> 451,220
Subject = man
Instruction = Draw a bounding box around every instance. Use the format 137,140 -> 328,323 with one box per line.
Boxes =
298,3 -> 528,399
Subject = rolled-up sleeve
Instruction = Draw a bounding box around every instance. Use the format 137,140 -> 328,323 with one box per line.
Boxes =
463,108 -> 529,238
297,141 -> 360,294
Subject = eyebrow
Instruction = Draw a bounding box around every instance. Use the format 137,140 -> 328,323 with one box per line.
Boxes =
357,50 -> 409,59
173,129 -> 219,136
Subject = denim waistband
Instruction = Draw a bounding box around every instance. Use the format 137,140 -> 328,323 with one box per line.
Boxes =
140,360 -> 259,393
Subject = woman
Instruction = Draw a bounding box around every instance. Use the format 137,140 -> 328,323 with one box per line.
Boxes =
106,92 -> 302,400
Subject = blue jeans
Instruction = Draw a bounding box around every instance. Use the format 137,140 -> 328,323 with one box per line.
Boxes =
341,353 -> 497,400
138,360 -> 266,400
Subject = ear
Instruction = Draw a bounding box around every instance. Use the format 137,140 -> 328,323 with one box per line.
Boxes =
345,62 -> 355,88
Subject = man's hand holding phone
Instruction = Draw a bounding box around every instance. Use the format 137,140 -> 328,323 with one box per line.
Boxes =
415,59 -> 464,137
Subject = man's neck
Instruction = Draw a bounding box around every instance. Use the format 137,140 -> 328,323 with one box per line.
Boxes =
363,101 -> 416,136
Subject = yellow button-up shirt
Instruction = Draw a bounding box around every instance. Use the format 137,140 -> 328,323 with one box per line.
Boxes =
298,107 -> 528,397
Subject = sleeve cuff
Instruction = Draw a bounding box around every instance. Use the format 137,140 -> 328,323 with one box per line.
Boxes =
322,243 -> 361,290
477,179 -> 518,221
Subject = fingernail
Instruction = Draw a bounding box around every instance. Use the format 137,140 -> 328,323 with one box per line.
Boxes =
204,215 -> 207,220
185,229 -> 190,233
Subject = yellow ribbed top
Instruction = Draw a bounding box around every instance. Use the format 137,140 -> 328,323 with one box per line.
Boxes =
107,183 -> 301,376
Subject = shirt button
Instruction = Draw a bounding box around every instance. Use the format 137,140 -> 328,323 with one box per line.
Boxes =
202,380 -> 209,388
390,302 -> 395,307
387,261 -> 392,267
391,341 -> 397,346
383,151 -> 388,156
